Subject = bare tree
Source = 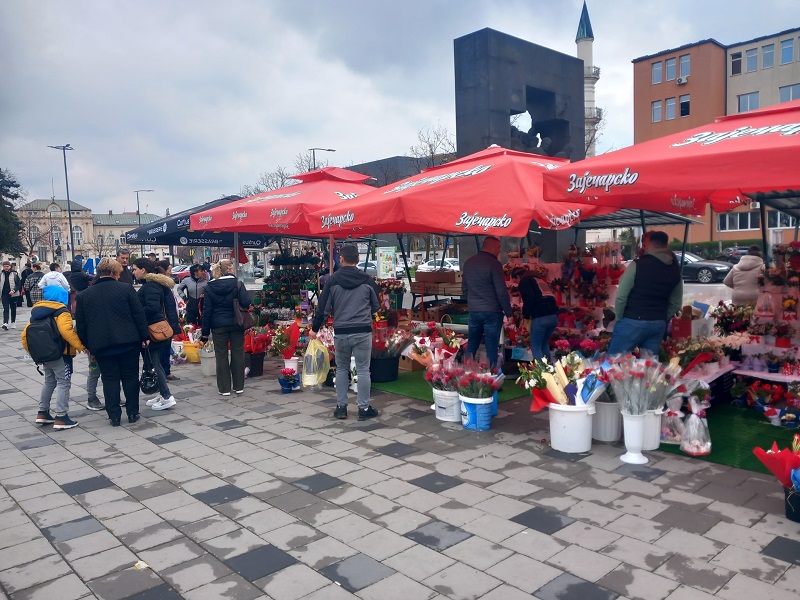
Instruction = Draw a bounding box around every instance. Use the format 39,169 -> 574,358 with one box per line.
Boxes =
19,213 -> 50,257
83,233 -> 114,260
240,166 -> 296,197
585,107 -> 607,157
408,124 -> 457,172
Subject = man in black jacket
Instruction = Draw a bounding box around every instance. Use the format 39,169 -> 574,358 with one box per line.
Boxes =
76,258 -> 150,426
462,236 -> 513,368
309,244 -> 380,421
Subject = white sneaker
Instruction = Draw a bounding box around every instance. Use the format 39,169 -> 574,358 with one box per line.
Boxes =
1,323 -> 7,330
145,394 -> 162,407
151,396 -> 176,411
219,391 -> 231,397
235,389 -> 244,394
10,323 -> 16,329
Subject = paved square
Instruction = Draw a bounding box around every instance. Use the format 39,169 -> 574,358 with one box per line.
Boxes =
319,553 -> 395,592
511,506 -> 576,534
223,544 -> 298,581
193,484 -> 250,506
292,473 -> 345,494
404,520 -> 472,551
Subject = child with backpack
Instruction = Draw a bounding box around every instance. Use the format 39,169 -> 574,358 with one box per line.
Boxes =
21,285 -> 85,430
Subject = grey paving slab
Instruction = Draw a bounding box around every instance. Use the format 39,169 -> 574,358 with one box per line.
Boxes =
13,436 -> 57,451
40,514 -> 106,543
510,506 -> 575,535
404,520 -> 472,551
535,572 -> 619,600
146,431 -> 189,445
408,471 -> 464,493
180,572 -> 263,600
223,543 -> 298,581
86,567 -> 166,600
319,552 -> 396,593
375,441 -> 420,458
123,583 -> 185,600
160,553 -> 234,593
60,474 -> 115,496
545,448 -> 593,462
214,419 -> 247,431
193,484 -> 250,506
761,535 -> 800,566
291,472 -> 345,494
613,463 -> 667,482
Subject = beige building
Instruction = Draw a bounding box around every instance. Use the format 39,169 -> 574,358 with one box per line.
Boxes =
15,199 -> 166,264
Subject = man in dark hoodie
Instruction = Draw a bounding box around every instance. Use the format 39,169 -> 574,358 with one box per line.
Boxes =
65,259 -> 92,292
309,244 -> 380,421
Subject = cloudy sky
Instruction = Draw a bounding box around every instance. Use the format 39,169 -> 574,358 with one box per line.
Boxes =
2,0 -> 798,217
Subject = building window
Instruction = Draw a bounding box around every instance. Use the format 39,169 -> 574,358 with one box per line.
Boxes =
738,92 -> 759,112
679,94 -> 690,117
51,226 -> 62,245
780,83 -> 800,102
665,57 -> 676,81
781,39 -> 794,64
29,225 -> 40,240
746,48 -> 758,72
651,61 -> 662,84
763,43 -> 775,68
679,54 -> 690,78
718,210 -> 761,232
665,97 -> 676,120
96,234 -> 104,247
119,235 -> 126,246
651,100 -> 662,122
768,210 -> 797,229
72,226 -> 83,247
731,51 -> 742,75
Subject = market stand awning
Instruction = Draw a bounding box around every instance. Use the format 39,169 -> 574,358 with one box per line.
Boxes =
124,195 -> 272,248
306,146 -> 616,239
542,99 -> 800,215
189,167 -> 377,238
573,209 -> 703,230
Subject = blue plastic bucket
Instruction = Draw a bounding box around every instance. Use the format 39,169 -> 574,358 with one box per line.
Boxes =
460,395 -> 493,431
492,391 -> 498,417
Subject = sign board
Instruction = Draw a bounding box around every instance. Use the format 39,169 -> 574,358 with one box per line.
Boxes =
377,247 -> 396,279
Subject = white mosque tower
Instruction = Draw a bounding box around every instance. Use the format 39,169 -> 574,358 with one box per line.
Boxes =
576,1 -> 601,157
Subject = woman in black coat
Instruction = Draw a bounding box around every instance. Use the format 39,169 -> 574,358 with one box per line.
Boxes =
75,258 -> 150,426
200,259 -> 251,396
132,259 -> 180,411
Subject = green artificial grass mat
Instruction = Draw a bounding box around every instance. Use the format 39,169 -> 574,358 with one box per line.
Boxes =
658,404 -> 797,475
372,369 -> 529,403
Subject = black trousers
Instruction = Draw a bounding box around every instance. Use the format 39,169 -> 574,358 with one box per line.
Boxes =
96,347 -> 141,421
1,294 -> 17,324
212,326 -> 245,394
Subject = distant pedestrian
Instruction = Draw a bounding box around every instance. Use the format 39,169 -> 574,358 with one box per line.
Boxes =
723,245 -> 764,306
21,285 -> 85,430
25,263 -> 45,305
20,262 -> 33,307
176,264 -> 208,327
38,263 -> 70,292
1,261 -> 22,330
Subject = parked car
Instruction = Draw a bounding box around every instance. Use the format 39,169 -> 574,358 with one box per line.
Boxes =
675,251 -> 732,283
416,258 -> 460,272
716,247 -> 750,265
356,260 -> 378,277
253,267 -> 264,278
169,264 -> 192,283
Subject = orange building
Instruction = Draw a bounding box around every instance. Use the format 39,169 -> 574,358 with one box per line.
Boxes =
632,27 -> 800,247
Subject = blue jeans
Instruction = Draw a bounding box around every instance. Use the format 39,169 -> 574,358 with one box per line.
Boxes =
607,318 -> 667,356
335,332 -> 372,409
529,314 -> 558,362
466,311 -> 504,368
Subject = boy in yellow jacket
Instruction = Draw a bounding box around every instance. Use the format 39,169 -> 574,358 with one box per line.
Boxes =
21,286 -> 85,429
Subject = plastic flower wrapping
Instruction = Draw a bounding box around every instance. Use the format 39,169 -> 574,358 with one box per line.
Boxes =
660,396 -> 685,444
371,327 -> 414,359
517,353 -> 608,412
753,434 -> 800,489
680,396 -> 712,456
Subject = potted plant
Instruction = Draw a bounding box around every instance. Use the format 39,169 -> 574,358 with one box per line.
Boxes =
764,351 -> 782,373
455,369 -> 502,431
278,368 -> 299,393
774,321 -> 795,348
425,365 -> 464,422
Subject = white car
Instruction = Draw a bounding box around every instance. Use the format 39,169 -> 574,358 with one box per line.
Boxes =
416,258 -> 460,272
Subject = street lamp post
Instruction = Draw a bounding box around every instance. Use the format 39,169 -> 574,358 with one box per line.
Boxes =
134,189 -> 154,226
309,147 -> 336,170
47,144 -> 75,261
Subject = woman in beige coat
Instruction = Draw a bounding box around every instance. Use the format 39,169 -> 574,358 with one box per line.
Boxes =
723,246 -> 764,305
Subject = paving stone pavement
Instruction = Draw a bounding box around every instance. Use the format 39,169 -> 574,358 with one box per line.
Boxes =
2,307 -> 800,600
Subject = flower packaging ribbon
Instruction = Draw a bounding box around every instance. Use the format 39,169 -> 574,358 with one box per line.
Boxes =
531,388 -> 556,412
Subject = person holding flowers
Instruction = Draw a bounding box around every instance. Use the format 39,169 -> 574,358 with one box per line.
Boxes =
309,244 -> 381,421
723,245 -> 764,306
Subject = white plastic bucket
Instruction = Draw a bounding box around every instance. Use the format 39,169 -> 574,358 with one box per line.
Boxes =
592,401 -> 622,442
459,395 -> 493,431
433,389 -> 461,422
548,403 -> 595,453
621,412 -> 648,464
643,408 -> 664,451
200,352 -> 216,377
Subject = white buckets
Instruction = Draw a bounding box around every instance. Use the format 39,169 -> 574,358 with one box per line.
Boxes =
200,352 -> 216,377
620,413 -> 648,464
592,401 -> 622,442
643,408 -> 664,451
549,403 -> 595,453
432,389 -> 460,422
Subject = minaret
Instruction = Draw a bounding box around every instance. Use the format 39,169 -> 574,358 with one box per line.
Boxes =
576,1 -> 600,157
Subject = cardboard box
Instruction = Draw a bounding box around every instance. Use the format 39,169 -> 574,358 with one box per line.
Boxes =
414,271 -> 462,284
399,355 -> 425,371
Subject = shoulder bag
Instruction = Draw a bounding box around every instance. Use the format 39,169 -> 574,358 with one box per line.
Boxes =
233,281 -> 255,330
148,291 -> 173,342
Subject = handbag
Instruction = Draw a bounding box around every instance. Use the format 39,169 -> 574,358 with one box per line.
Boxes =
148,296 -> 173,342
232,281 -> 255,330
140,349 -> 159,394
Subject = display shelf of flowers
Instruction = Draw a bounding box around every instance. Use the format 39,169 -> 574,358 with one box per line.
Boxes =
259,249 -> 323,309
378,278 -> 407,311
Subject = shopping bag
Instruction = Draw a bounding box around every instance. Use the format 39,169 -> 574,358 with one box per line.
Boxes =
140,349 -> 159,395
302,338 -> 330,388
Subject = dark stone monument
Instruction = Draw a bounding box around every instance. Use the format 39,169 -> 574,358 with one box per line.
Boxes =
453,28 -> 586,263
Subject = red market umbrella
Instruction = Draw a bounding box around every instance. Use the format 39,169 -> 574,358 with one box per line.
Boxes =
542,99 -> 800,215
190,167 -> 377,238
306,146 -> 615,238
